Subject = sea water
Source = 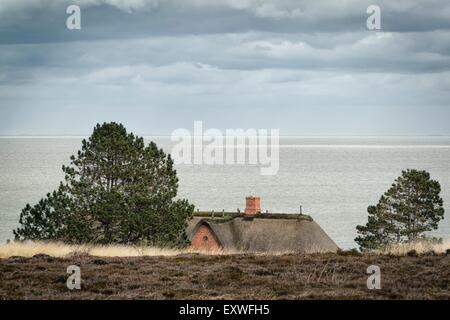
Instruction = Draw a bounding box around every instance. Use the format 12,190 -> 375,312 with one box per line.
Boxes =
1,136 -> 449,249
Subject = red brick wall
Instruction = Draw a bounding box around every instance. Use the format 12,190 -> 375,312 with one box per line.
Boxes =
191,224 -> 222,251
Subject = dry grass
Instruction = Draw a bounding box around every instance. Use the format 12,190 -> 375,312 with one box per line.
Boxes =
0,241 -> 237,259
2,240 -> 449,259
0,241 -> 307,259
2,240 -> 450,260
376,241 -> 450,256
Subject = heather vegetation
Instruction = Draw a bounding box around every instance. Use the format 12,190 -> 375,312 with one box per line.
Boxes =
1,248 -> 449,299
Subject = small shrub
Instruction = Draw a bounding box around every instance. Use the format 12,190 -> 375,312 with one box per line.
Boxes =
407,249 -> 418,257
337,249 -> 362,257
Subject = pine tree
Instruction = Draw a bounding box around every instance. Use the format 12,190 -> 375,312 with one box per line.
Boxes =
13,186 -> 70,241
14,122 -> 194,246
355,169 -> 444,251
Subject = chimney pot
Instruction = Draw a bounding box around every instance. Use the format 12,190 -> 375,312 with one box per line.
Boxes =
245,196 -> 261,215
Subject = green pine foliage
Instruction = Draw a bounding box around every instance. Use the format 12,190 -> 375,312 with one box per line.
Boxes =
14,122 -> 194,247
355,169 -> 444,251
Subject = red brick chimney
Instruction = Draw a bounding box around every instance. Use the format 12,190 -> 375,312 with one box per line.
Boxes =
245,196 -> 261,215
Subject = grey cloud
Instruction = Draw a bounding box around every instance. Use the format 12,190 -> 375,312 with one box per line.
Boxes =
1,0 -> 450,44
1,0 -> 450,135
1,31 -> 449,81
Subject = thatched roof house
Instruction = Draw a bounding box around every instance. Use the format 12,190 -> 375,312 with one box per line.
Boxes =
187,196 -> 339,253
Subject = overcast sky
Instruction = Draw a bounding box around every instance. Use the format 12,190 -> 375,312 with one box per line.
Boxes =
0,0 -> 449,135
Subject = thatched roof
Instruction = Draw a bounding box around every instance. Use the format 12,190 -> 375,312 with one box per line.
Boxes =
187,214 -> 339,253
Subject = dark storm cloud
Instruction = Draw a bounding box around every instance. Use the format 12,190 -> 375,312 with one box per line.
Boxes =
1,31 -> 449,78
0,0 -> 450,44
0,0 -> 448,75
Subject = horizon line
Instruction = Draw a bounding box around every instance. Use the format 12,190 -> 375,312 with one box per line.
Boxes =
1,134 -> 450,139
